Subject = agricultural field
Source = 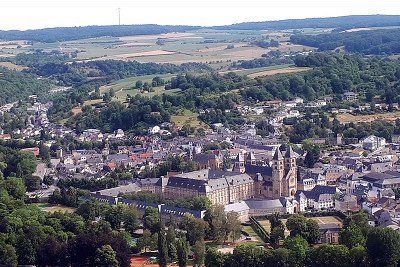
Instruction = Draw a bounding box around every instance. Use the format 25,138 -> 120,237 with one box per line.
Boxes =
0,61 -> 27,71
1,28 -> 315,70
337,111 -> 400,124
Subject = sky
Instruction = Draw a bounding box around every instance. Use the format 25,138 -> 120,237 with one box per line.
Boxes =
0,0 -> 399,30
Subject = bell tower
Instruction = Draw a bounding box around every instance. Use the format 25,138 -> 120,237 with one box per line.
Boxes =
234,153 -> 245,173
271,148 -> 284,198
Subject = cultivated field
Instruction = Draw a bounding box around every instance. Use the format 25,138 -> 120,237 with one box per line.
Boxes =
0,61 -> 27,71
337,112 -> 400,124
4,28 -> 315,70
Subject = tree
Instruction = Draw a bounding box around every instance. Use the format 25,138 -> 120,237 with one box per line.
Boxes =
43,175 -> 54,186
166,226 -> 177,262
158,221 -> 168,267
308,244 -> 349,267
192,239 -> 205,267
94,245 -> 119,267
181,214 -> 208,245
343,211 -> 369,228
366,227 -> 400,266
349,245 -> 368,267
231,244 -> 265,267
340,224 -> 366,248
205,247 -> 227,267
286,215 -> 320,244
270,226 -> 285,247
176,238 -> 189,267
135,80 -> 143,89
3,177 -> 26,199
0,244 -> 18,267
138,230 -> 157,252
225,211 -> 242,242
284,236 -> 309,266
305,219 -> 320,244
143,207 -> 160,233
25,175 -> 41,192
123,205 -> 140,235
286,215 -> 308,238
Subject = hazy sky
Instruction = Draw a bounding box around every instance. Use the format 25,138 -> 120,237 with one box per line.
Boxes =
0,0 -> 399,30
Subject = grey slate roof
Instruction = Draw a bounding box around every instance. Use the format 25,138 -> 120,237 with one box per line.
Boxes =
272,148 -> 284,161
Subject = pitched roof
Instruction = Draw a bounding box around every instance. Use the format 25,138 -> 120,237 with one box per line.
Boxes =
272,148 -> 284,161
285,146 -> 296,158
246,151 -> 256,161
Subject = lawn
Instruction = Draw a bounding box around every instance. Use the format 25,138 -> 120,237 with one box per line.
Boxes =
242,225 -> 262,242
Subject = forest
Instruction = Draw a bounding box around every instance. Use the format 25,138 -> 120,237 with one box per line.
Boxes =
291,28 -> 400,55
0,67 -> 52,105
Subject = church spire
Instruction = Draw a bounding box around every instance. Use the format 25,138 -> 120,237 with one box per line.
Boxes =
272,148 -> 284,161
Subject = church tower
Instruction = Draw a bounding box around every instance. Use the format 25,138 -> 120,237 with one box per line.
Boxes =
271,148 -> 284,198
233,153 -> 245,173
246,151 -> 257,166
284,146 -> 298,197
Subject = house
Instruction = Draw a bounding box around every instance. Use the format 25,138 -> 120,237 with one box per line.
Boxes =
245,198 -> 296,216
343,92 -> 358,101
192,153 -> 222,170
295,185 -> 338,211
335,194 -> 359,212
361,135 -> 386,151
21,147 -> 40,157
224,201 -> 250,222
149,126 -> 161,135
0,134 -> 11,140
319,224 -> 341,244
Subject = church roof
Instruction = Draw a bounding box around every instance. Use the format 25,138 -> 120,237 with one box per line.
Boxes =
236,153 -> 244,162
272,148 -> 284,161
246,151 -> 256,161
285,146 -> 296,158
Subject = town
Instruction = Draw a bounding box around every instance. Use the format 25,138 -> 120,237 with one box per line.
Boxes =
2,9 -> 400,267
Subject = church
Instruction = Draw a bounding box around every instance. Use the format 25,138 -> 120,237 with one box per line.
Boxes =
234,146 -> 298,199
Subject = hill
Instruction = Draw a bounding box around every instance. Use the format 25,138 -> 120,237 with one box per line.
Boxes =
2,15 -> 400,43
212,15 -> 400,31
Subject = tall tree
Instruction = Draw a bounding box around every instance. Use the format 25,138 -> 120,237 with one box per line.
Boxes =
192,239 -> 205,267
157,221 -> 168,267
94,245 -> 119,267
166,226 -> 177,262
177,237 -> 189,267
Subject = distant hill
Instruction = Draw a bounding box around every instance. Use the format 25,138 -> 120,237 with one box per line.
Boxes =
212,15 -> 400,31
1,15 -> 400,43
0,24 -> 201,43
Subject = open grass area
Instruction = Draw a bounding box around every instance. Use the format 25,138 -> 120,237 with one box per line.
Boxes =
0,61 -> 28,71
34,203 -> 76,213
337,111 -> 400,124
257,220 -> 272,233
170,109 -> 206,129
310,216 -> 343,226
242,225 -> 262,242
247,66 -> 311,78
